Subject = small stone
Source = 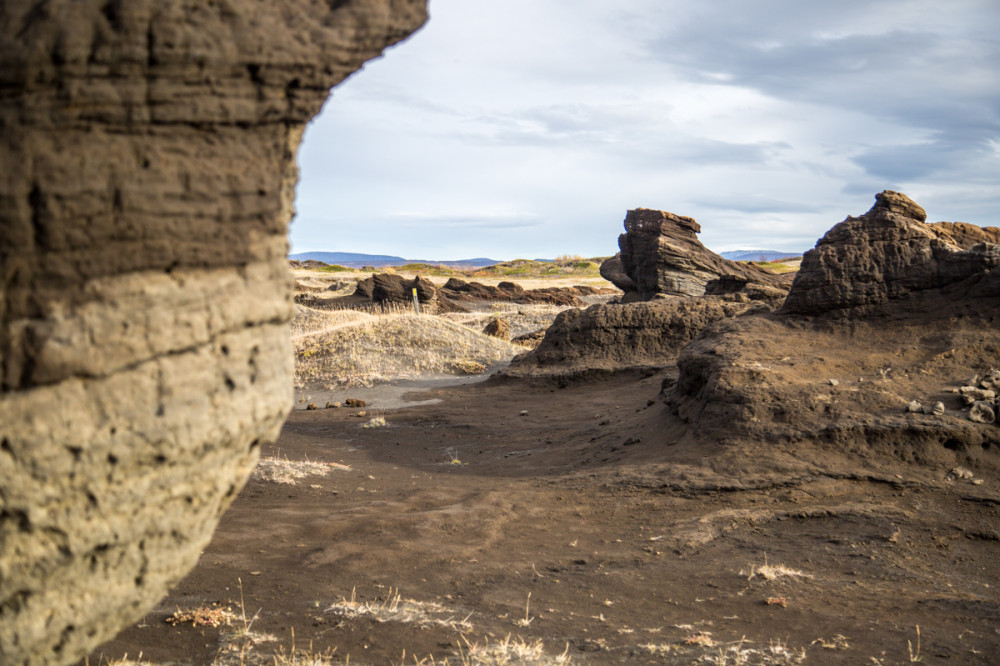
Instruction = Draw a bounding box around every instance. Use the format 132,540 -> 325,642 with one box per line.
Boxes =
951,467 -> 974,480
482,317 -> 511,341
327,401 -> 341,409
519,410 -> 529,416
960,386 -> 995,405
906,400 -> 922,413
306,403 -> 318,410
345,398 -> 366,408
828,378 -> 839,386
931,401 -> 945,416
981,369 -> 1000,390
969,401 -> 996,424
972,479 -> 984,486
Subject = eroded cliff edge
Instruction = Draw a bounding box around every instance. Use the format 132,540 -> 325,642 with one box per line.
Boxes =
0,2 -> 427,663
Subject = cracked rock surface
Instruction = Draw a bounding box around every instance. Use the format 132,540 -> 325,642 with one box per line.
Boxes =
0,1 -> 427,663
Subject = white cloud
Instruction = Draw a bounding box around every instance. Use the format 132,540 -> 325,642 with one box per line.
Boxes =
292,0 -> 1000,260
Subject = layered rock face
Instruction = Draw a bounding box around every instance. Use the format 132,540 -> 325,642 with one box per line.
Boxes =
781,191 -> 1000,316
669,192 -> 1000,464
603,208 -> 791,301
504,296 -> 771,378
0,2 -> 427,664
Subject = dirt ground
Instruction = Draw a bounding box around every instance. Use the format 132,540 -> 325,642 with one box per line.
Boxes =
85,370 -> 1000,665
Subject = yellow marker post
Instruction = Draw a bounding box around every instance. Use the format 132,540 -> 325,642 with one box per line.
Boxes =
412,287 -> 420,315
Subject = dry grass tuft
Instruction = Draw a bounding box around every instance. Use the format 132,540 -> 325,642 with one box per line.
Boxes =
85,655 -> 151,666
165,603 -> 236,628
325,588 -> 473,633
252,455 -> 350,486
740,559 -> 812,582
406,635 -> 573,665
698,638 -> 807,665
458,635 -> 573,665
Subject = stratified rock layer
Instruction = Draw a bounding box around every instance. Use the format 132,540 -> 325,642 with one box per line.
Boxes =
605,208 -> 791,301
781,190 -> 1000,316
504,295 -> 775,378
0,2 -> 427,664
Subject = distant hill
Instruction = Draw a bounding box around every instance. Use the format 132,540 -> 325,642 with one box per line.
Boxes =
720,250 -> 802,262
289,252 -> 500,269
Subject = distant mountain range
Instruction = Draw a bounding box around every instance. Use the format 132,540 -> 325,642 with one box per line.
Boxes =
288,252 -> 500,269
719,249 -> 802,262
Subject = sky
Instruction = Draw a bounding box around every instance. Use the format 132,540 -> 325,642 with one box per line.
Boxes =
290,0 -> 1000,261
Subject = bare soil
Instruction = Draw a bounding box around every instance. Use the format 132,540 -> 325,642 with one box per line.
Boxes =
85,368 -> 1000,665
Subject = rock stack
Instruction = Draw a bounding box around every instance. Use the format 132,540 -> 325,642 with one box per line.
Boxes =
601,208 -> 791,302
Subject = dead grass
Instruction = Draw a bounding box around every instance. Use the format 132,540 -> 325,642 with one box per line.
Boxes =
440,303 -> 572,340
251,455 -> 351,485
165,603 -> 237,628
740,560 -> 813,582
325,588 -> 473,633
405,635 -> 573,666
699,638 -> 807,665
293,306 -> 525,387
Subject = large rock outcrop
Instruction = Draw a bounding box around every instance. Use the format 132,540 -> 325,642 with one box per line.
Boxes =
668,192 -> 1000,467
504,295 -> 773,378
0,2 -> 427,664
603,208 -> 791,302
780,190 -> 1000,316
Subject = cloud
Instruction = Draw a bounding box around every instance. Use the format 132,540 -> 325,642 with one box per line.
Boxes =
290,0 -> 1000,259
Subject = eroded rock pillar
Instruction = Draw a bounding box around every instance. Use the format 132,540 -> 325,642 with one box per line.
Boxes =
0,1 -> 427,662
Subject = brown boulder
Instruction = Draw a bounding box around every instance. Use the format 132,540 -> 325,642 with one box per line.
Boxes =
483,317 -> 511,341
598,254 -> 636,293
780,190 -> 1000,317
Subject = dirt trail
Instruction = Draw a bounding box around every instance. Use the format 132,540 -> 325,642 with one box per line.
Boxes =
87,372 -> 1000,665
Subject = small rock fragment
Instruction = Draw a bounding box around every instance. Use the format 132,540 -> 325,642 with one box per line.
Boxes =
931,401 -> 945,416
969,401 -> 996,424
306,403 -> 318,411
519,410 -> 529,416
345,398 -> 366,408
951,467 -> 974,480
482,317 -> 511,341
959,386 -> 996,405
327,401 -> 341,409
906,400 -> 923,413
828,378 -> 839,386
981,369 -> 1000,390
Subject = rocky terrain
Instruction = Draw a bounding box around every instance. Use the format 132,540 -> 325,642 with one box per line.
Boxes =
309,272 -> 617,313
670,191 -> 1000,465
511,206 -> 791,377
3,1 -> 998,661
600,208 -> 792,302
0,1 -> 427,664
